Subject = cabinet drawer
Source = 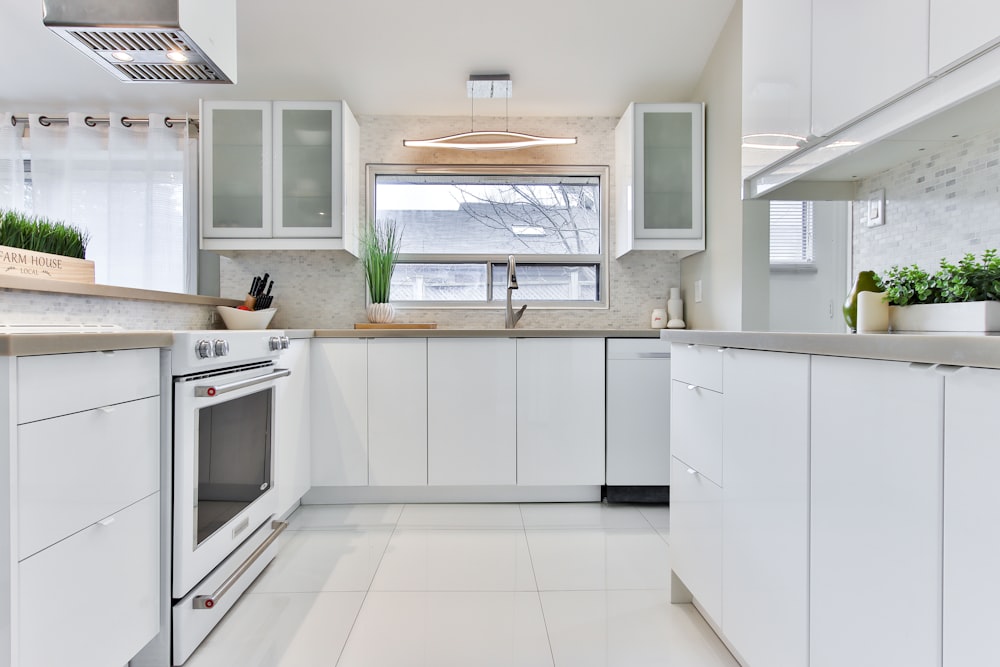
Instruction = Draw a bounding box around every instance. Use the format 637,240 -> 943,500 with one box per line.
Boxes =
671,343 -> 723,391
606,338 -> 671,359
19,493 -> 159,667
17,348 -> 159,423
670,380 -> 722,484
18,396 -> 160,559
670,456 -> 722,625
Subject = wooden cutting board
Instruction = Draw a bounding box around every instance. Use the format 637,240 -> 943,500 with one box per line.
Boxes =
354,323 -> 438,329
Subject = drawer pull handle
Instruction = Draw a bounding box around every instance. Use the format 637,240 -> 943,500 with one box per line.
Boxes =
98,406 -> 115,414
686,468 -> 698,475
686,343 -> 696,348
97,516 -> 115,527
686,384 -> 696,390
717,347 -> 727,353
193,519 -> 288,610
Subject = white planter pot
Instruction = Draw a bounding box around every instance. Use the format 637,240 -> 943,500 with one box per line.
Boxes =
888,301 -> 1000,332
366,302 -> 395,324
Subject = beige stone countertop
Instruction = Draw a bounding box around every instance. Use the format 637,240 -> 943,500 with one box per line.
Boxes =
0,331 -> 174,356
314,328 -> 662,338
662,330 -> 1000,369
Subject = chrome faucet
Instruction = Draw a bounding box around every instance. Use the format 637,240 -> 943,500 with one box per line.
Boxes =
505,255 -> 527,329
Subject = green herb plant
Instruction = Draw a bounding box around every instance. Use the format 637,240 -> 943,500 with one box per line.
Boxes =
360,219 -> 401,304
876,249 -> 1000,306
0,209 -> 90,259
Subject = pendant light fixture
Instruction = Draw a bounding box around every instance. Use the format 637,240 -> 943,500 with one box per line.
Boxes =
403,74 -> 577,151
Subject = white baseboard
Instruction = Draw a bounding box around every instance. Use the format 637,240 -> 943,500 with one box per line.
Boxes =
302,485 -> 602,504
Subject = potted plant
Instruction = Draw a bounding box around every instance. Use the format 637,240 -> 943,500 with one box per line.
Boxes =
360,219 -> 401,324
874,249 -> 1000,332
0,209 -> 94,283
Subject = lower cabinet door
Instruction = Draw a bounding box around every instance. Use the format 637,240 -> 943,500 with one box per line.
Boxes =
670,455 -> 722,625
19,493 -> 160,667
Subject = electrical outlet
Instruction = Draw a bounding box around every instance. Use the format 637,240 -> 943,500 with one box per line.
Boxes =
694,280 -> 703,303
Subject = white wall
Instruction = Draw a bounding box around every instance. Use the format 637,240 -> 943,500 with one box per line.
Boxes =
769,201 -> 850,333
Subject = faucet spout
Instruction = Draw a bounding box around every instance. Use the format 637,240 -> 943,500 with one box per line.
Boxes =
505,255 -> 526,328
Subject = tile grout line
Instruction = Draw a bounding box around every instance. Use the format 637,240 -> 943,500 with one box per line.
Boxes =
520,503 -> 559,667
331,504 -> 405,667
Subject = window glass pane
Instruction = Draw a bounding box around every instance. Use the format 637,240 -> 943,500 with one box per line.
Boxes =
375,174 -> 600,255
391,263 -> 487,301
490,263 -> 599,302
770,201 -> 814,264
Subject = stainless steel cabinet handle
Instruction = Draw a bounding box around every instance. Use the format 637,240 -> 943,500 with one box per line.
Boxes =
686,384 -> 696,390
195,368 -> 291,397
686,468 -> 697,475
193,520 -> 288,610
637,352 -> 671,358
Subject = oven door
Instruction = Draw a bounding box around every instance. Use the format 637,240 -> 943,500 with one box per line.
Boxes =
172,363 -> 290,598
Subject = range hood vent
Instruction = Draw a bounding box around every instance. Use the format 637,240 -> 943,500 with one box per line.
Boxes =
42,0 -> 237,84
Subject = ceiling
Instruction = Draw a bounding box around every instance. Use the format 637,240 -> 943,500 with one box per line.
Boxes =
2,0 -> 736,118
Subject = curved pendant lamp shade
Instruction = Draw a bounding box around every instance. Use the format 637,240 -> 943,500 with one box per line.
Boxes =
404,74 -> 577,151
403,130 -> 576,150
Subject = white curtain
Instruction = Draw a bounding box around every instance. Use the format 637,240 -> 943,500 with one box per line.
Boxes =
0,113 -> 25,211
22,112 -> 192,293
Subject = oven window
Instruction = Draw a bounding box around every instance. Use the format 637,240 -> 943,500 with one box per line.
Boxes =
195,388 -> 273,545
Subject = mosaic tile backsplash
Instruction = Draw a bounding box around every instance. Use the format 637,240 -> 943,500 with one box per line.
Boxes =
0,289 -> 217,330
854,125 -> 1000,275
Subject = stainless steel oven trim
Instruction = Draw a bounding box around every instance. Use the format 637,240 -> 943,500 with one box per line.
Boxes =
194,368 -> 290,397
192,519 -> 288,609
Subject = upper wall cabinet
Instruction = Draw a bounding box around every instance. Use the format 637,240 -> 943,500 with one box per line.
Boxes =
614,103 -> 705,258
929,0 -> 1000,74
811,0 -> 929,138
200,100 -> 360,253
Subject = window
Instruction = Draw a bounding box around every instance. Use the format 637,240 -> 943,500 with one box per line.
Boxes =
769,200 -> 814,271
369,165 -> 607,307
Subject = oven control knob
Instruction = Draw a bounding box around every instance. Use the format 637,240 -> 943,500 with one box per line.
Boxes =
213,339 -> 230,357
280,335 -> 291,350
195,339 -> 215,359
269,336 -> 282,351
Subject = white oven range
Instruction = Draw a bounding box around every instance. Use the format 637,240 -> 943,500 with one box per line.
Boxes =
133,330 -> 292,667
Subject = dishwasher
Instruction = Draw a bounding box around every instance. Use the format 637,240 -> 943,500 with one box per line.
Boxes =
605,338 -> 671,503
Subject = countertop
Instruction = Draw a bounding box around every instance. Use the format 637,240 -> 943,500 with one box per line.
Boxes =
0,331 -> 174,356
314,328 -> 662,339
663,330 -> 1000,370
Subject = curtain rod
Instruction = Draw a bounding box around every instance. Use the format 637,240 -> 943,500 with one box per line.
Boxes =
10,115 -> 198,129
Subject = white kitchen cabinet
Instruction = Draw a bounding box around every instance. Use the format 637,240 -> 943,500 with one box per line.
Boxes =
811,0 -> 930,137
605,338 -> 671,486
201,99 -> 359,252
942,366 -> 1000,666
722,349 -> 809,667
810,356 -> 943,667
275,338 -> 312,516
427,338 -> 516,486
615,103 -> 705,258
310,339 -> 368,486
516,338 -> 604,485
368,338 -> 428,486
670,456 -> 722,625
929,1 -> 1000,74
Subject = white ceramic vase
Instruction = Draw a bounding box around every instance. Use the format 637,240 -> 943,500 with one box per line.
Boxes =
667,287 -> 686,329
366,302 -> 395,324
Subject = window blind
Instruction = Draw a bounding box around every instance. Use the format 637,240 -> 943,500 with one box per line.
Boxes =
769,201 -> 814,265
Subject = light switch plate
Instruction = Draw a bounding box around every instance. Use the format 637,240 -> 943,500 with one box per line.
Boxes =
694,280 -> 703,303
866,189 -> 885,227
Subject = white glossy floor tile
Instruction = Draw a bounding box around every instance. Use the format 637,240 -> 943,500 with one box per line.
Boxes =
526,529 -> 672,591
288,504 -> 402,530
520,502 -> 651,530
251,529 -> 393,593
540,591 -> 739,667
371,529 -> 536,592
657,527 -> 671,545
637,505 -> 671,529
337,591 -> 553,667
185,592 -> 365,667
397,503 -> 524,529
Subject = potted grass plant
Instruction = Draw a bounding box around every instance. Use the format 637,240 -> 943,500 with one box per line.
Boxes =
0,209 -> 94,283
360,219 -> 401,324
873,249 -> 1000,332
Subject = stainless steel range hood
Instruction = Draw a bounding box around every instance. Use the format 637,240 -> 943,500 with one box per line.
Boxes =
42,0 -> 237,83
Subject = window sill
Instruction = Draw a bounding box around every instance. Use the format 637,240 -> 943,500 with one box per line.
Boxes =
0,275 -> 241,307
770,263 -> 818,275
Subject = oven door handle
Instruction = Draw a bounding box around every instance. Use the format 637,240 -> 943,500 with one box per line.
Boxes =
194,368 -> 291,397
193,519 -> 288,610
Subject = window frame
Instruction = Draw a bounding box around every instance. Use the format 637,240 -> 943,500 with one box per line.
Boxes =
366,164 -> 610,310
769,200 -> 817,274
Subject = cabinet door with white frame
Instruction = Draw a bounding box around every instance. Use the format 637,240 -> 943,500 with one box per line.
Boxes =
275,339 -> 311,516
810,356 -> 943,667
310,339 -> 368,486
942,366 -> 1000,666
368,338 -> 428,486
427,338 -> 516,485
722,349 -> 809,667
516,338 -> 605,485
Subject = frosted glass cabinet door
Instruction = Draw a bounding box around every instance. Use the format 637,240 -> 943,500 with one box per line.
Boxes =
273,102 -> 342,238
201,101 -> 272,237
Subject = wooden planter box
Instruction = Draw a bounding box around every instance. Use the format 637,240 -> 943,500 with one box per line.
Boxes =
0,245 -> 95,284
889,301 -> 1000,333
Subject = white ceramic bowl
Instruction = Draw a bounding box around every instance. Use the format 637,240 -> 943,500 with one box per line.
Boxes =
217,306 -> 276,330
